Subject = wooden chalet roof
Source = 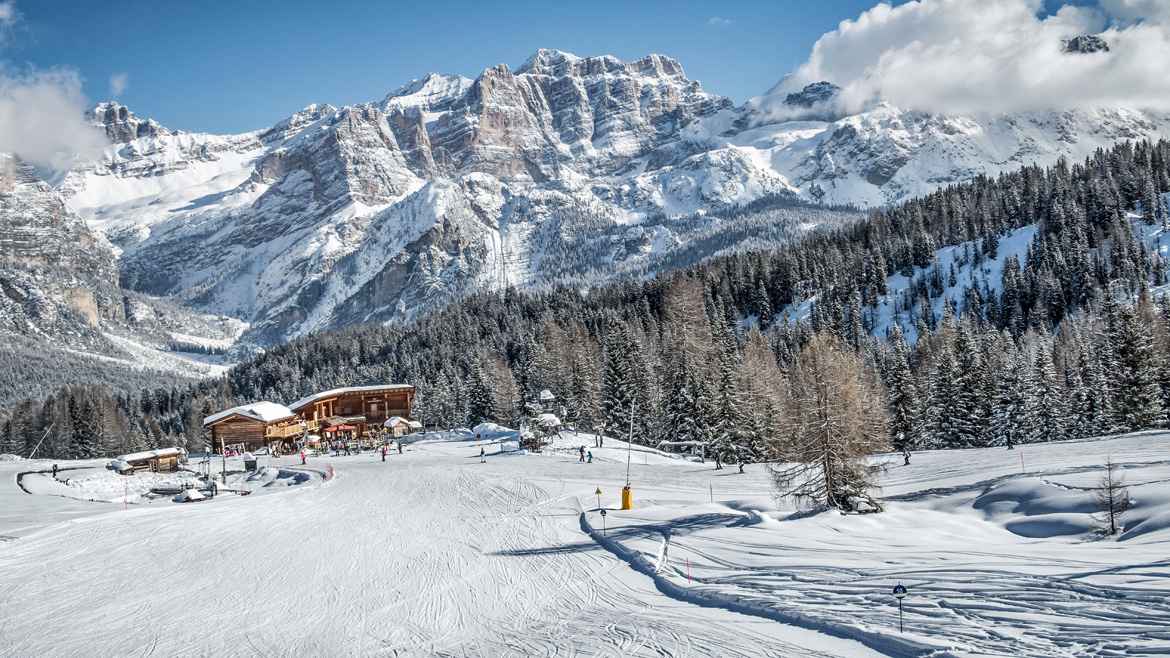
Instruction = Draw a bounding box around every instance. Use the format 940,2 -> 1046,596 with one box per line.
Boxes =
203,402 -> 298,427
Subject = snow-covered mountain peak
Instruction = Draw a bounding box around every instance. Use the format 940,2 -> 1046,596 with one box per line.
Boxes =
1063,34 -> 1109,54
381,73 -> 473,113
784,81 -> 841,109
87,102 -> 170,144
515,49 -> 689,84
515,48 -> 585,75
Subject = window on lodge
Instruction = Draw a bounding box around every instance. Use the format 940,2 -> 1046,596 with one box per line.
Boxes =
342,406 -> 355,415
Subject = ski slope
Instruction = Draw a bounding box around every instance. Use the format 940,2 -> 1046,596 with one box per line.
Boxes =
1,430 -> 1168,657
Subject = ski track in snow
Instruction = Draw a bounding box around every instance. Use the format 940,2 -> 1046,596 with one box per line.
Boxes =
0,438 -> 879,658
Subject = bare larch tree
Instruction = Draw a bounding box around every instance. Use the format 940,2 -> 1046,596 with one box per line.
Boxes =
769,333 -> 889,513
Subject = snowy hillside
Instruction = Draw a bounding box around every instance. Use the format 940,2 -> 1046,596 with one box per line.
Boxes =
53,49 -> 1170,352
2,427 -> 1167,656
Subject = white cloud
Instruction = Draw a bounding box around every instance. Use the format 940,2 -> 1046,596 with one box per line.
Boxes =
707,17 -> 733,27
0,3 -> 107,177
109,72 -> 127,99
785,0 -> 1170,115
0,1 -> 18,46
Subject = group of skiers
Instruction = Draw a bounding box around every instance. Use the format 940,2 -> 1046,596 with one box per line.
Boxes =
712,452 -> 745,473
578,445 -> 593,463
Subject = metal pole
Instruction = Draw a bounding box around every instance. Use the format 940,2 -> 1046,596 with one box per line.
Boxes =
899,599 -> 903,633
28,423 -> 54,460
626,400 -> 635,486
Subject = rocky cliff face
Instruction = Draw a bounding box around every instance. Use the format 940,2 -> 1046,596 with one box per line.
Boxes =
57,49 -> 1170,351
0,153 -> 122,331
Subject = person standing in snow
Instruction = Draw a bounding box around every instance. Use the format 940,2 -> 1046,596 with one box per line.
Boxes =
1006,434 -> 1014,450
397,440 -> 402,454
737,458 -> 745,474
587,451 -> 593,463
381,447 -> 386,462
579,446 -> 586,462
903,448 -> 911,466
714,452 -> 722,470
301,450 -> 306,466
480,446 -> 486,463
52,464 -> 58,479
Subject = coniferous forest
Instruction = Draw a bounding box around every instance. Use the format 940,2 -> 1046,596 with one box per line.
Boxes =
4,139 -> 1170,462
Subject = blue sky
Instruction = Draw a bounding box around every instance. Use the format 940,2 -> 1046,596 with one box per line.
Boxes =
4,0 -> 894,134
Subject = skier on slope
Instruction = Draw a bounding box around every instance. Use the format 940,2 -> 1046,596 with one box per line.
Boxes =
587,451 -> 593,463
903,448 -> 911,466
579,445 -> 586,462
382,446 -> 387,462
738,457 -> 745,474
1005,434 -> 1014,450
301,450 -> 306,465
714,452 -> 722,470
480,446 -> 486,463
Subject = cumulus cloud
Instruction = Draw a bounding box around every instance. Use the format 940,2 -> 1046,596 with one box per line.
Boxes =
0,66 -> 108,175
109,72 -> 127,99
707,17 -> 733,27
0,2 -> 108,178
784,0 -> 1170,115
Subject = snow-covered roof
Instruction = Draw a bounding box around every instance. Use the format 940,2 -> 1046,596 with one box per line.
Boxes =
289,385 -> 414,411
117,448 -> 183,462
383,416 -> 410,427
539,389 -> 556,401
656,440 -> 710,447
408,420 -> 423,429
203,402 -> 297,426
535,413 -> 561,426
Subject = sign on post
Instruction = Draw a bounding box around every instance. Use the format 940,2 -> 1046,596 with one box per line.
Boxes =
595,488 -> 602,512
892,584 -> 907,632
599,508 -> 607,536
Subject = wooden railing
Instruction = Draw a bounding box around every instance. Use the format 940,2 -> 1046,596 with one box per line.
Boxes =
266,424 -> 305,438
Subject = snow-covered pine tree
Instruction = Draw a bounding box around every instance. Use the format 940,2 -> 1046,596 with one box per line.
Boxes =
466,358 -> 497,427
988,338 -> 1028,447
1025,337 -> 1068,442
1104,296 -> 1165,431
885,325 -> 922,450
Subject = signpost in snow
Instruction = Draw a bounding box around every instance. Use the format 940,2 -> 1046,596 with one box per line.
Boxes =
893,584 -> 908,632
599,509 -> 607,536
595,488 -> 602,511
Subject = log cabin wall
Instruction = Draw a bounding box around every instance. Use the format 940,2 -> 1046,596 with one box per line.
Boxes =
210,417 -> 267,452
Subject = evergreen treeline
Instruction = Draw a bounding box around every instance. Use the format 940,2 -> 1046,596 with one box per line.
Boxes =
5,139 -> 1170,460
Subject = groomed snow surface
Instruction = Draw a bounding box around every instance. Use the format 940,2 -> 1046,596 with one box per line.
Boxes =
1,430 -> 1168,657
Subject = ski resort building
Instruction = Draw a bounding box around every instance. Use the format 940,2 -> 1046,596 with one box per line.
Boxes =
290,385 -> 415,438
203,402 -> 303,453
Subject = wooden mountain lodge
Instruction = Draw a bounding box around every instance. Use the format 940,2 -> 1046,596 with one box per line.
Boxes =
290,385 -> 415,440
202,402 -> 304,453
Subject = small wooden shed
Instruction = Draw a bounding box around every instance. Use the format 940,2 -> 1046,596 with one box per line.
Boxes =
112,448 -> 184,474
383,416 -> 411,437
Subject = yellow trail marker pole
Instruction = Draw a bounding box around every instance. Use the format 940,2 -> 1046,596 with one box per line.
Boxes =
595,487 -> 602,511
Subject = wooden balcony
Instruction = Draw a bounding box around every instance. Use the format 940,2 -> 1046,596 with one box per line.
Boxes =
265,423 -> 305,438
